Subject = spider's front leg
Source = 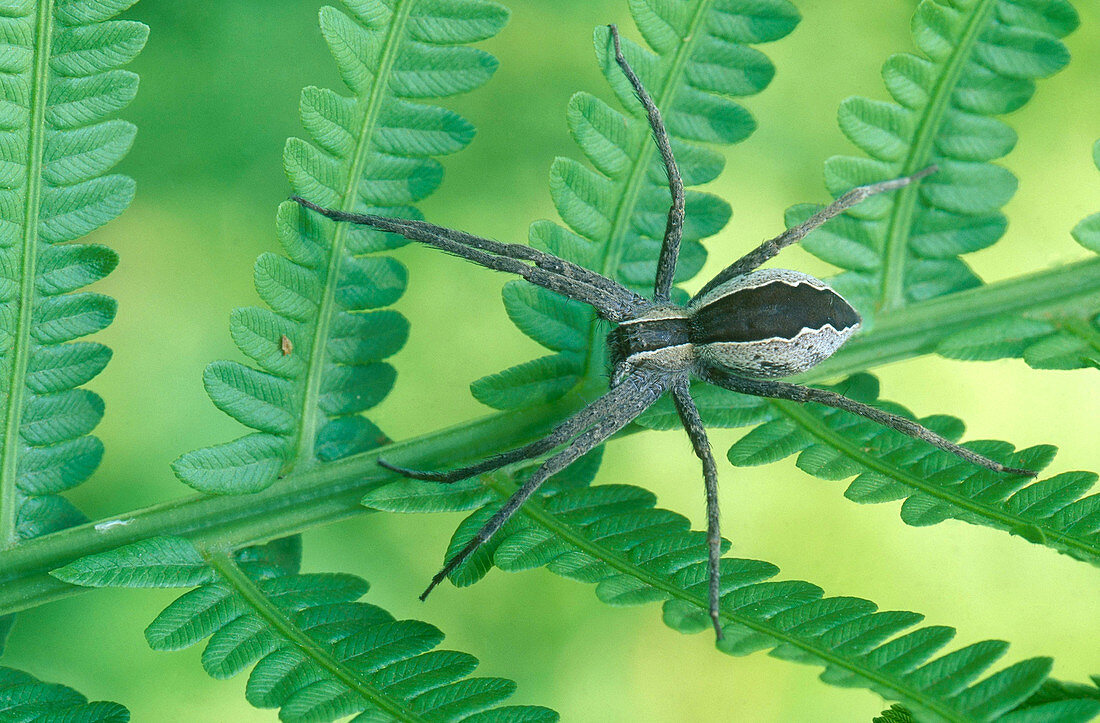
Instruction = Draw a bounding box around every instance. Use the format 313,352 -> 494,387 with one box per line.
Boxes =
693,167 -> 937,300
698,367 -> 1037,477
293,196 -> 647,322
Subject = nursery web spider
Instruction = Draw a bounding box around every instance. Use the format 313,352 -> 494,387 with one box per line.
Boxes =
294,24 -> 1034,640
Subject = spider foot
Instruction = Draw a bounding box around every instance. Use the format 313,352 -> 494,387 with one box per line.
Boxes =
419,569 -> 449,601
377,458 -> 461,482
997,463 -> 1039,478
711,610 -> 724,642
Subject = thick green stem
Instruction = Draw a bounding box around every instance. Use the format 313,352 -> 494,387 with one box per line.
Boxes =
1,0 -> 54,549
0,257 -> 1096,616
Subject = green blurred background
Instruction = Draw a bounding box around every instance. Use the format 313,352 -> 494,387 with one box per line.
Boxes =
4,0 -> 1099,720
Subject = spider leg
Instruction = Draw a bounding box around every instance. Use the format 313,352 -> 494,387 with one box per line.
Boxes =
697,368 -> 1037,477
379,377 -> 649,482
693,167 -> 937,300
670,378 -> 725,641
607,25 -> 684,304
293,197 -> 645,321
420,374 -> 666,600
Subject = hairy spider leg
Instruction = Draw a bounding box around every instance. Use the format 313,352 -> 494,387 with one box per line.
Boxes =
292,197 -> 643,322
693,167 -> 938,300
670,378 -> 725,640
608,24 -> 685,304
420,376 -> 667,600
378,377 -> 653,482
698,368 -> 1038,477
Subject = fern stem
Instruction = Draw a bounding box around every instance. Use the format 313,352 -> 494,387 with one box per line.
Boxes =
205,550 -> 430,723
3,258 -> 1097,615
580,0 -> 714,390
480,476 -> 968,721
1,0 -> 54,548
878,0 -> 997,312
295,0 -> 415,467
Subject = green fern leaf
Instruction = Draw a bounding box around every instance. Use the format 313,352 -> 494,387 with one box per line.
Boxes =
931,138 -> 1100,372
0,666 -> 129,722
0,0 -> 146,544
880,676 -> 1100,723
789,0 -> 1075,316
666,372 -> 1100,565
471,0 -> 798,410
368,468 -> 1098,721
172,0 -> 508,494
53,536 -> 555,723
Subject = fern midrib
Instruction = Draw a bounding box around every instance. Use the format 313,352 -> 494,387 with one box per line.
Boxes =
771,400 -> 1097,561
295,0 -> 415,465
878,0 -> 997,313
206,551 -> 430,723
578,0 -> 714,388
1,0 -> 53,548
482,477 -> 967,722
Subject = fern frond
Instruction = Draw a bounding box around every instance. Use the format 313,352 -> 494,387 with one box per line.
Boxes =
0,665 -> 128,722
880,676 -> 1100,723
172,0 -> 508,494
0,1 -> 146,544
933,138 -> 1100,371
363,467 -> 1099,722
636,373 -> 1100,565
52,536 -> 556,723
790,0 -> 1076,318
471,0 -> 798,409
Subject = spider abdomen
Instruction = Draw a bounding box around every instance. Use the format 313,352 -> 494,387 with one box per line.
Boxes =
688,269 -> 860,378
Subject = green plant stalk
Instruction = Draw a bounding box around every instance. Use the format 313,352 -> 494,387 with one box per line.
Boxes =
877,0 -> 997,313
206,551 -> 429,723
1,257 -> 1096,616
1,0 -> 54,549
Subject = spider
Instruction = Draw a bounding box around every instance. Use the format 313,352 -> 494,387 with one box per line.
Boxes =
294,24 -> 1035,640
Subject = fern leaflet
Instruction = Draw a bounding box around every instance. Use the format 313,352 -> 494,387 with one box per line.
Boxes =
634,373 -> 1100,565
793,0 -> 1074,313
363,462 -> 1100,722
172,0 -> 509,494
52,535 -> 556,723
0,0 -> 146,544
0,665 -> 128,722
935,138 -> 1100,371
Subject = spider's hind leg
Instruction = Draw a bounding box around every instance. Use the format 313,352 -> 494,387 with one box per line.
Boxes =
378,374 -> 658,483
671,378 -> 725,641
419,375 -> 666,600
699,369 -> 1037,477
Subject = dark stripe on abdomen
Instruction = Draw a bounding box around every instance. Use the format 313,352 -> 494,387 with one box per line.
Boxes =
691,281 -> 860,344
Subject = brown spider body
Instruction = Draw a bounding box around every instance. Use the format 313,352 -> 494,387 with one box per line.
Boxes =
292,24 -> 1033,643
608,269 -> 861,385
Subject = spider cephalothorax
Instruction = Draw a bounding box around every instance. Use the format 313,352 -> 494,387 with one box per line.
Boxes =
293,24 -> 1034,641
